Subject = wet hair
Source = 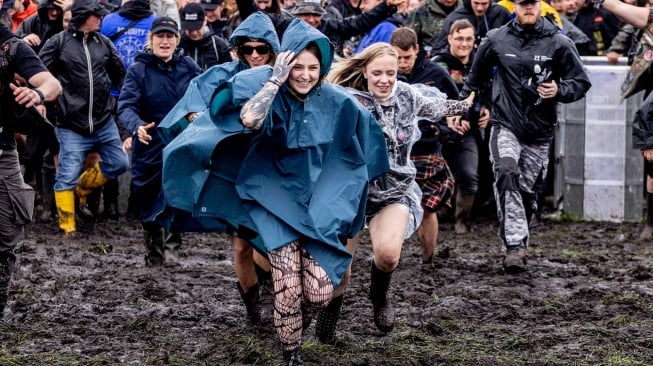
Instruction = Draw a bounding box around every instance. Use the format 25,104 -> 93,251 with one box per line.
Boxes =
327,42 -> 398,91
449,18 -> 475,35
390,27 -> 418,51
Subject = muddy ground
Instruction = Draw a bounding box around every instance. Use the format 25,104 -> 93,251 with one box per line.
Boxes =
1,205 -> 653,366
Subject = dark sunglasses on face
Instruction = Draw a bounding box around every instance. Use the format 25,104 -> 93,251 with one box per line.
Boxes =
240,45 -> 270,55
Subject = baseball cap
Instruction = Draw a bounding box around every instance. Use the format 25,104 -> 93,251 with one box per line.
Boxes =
150,16 -> 180,35
292,0 -> 326,15
201,0 -> 225,10
180,3 -> 205,31
514,0 -> 540,4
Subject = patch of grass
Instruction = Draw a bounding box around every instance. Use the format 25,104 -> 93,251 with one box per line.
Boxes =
601,293 -> 653,313
557,211 -> 583,222
92,242 -> 112,255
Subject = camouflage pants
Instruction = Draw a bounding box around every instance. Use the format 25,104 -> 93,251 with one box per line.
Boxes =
489,126 -> 549,252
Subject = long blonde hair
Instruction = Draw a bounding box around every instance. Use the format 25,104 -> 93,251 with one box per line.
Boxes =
326,43 -> 398,91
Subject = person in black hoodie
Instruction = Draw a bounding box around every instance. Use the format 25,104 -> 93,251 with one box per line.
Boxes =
38,0 -> 128,236
179,3 -> 232,71
16,0 -> 64,52
460,0 -> 590,273
389,26 -> 458,266
0,21 -> 61,317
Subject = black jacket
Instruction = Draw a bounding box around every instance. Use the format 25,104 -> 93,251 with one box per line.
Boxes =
463,17 -> 591,144
633,92 -> 653,150
15,0 -> 63,53
431,0 -> 511,53
179,30 -> 232,71
572,6 -> 621,56
39,27 -> 125,135
400,55 -> 459,156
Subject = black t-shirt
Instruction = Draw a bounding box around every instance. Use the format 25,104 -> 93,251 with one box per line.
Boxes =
0,39 -> 49,149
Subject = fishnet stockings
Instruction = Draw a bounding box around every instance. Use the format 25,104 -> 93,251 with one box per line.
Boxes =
268,240 -> 333,351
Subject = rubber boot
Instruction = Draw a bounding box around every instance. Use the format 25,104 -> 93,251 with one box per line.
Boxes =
454,192 -> 475,234
40,165 -> 55,222
102,179 -> 120,220
641,192 -> 653,239
85,188 -> 101,219
55,190 -> 76,235
237,282 -> 263,325
163,232 -> 182,264
315,294 -> 344,345
0,257 -> 11,318
143,224 -> 165,267
75,162 -> 109,221
369,262 -> 395,333
282,348 -> 303,366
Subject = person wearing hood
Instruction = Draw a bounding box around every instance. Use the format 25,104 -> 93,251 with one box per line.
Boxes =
117,16 -> 201,266
159,11 -> 279,329
16,0 -> 64,52
460,0 -> 590,273
100,0 -> 157,70
236,0 -> 404,56
38,0 -> 129,237
9,0 -> 37,32
178,2 -> 232,71
237,19 -> 389,364
431,0 -> 511,53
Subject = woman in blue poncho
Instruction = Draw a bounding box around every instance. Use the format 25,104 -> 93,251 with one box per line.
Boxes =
238,19 -> 388,364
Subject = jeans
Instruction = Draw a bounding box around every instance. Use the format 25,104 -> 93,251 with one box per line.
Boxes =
54,119 -> 129,191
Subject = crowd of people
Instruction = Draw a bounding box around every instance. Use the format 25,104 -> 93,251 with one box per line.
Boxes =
1,0 -> 652,363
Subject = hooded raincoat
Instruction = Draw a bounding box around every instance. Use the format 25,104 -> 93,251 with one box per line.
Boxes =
162,19 -> 389,287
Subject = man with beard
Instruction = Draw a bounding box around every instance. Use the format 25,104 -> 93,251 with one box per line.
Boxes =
459,0 -> 590,273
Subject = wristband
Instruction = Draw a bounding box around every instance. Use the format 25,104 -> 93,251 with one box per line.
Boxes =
268,76 -> 283,87
33,88 -> 45,104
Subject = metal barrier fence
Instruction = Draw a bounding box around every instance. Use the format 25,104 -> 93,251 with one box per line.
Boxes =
554,57 -> 644,222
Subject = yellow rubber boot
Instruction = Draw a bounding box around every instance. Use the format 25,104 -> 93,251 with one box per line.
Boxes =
75,162 -> 109,205
54,190 -> 76,234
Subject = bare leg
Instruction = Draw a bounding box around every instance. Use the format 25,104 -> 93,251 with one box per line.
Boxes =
417,209 -> 438,264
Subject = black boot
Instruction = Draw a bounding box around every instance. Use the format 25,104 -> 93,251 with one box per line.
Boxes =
40,164 -> 56,222
237,282 -> 263,325
0,257 -> 13,318
102,179 -> 120,220
282,348 -> 303,366
164,232 -> 182,264
315,294 -> 343,345
143,225 -> 165,267
369,262 -> 395,333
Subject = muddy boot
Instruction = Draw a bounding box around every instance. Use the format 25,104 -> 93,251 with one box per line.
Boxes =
40,166 -> 55,222
84,187 -> 101,220
454,192 -> 475,234
282,348 -> 303,366
55,190 -> 76,236
143,225 -> 165,267
315,294 -> 343,345
75,162 -> 109,222
369,262 -> 395,333
164,233 -> 182,264
254,263 -> 274,326
0,258 -> 11,318
503,247 -> 527,274
237,282 -> 263,325
102,179 -> 120,220
641,193 -> 653,240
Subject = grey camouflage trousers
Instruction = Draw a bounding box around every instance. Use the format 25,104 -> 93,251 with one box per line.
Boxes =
489,126 -> 550,252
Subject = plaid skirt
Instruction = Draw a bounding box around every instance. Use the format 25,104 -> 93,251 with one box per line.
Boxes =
411,152 -> 455,211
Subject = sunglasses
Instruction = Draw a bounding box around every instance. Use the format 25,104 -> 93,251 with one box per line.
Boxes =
240,45 -> 270,55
